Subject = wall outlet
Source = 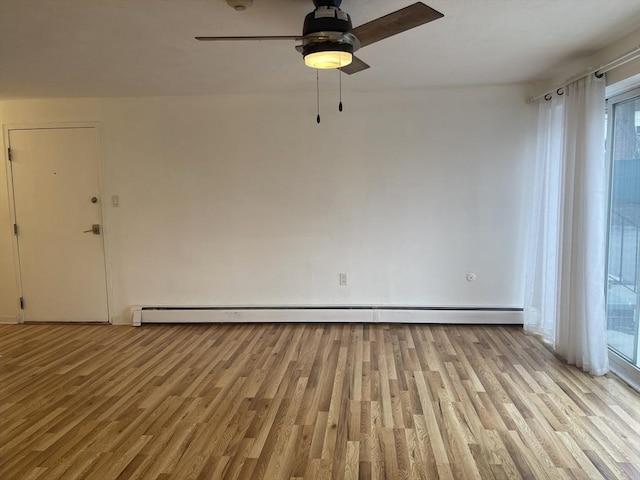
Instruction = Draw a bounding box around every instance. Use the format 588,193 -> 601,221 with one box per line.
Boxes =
339,273 -> 348,286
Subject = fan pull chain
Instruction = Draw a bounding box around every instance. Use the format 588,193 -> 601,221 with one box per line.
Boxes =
316,69 -> 321,124
339,68 -> 343,112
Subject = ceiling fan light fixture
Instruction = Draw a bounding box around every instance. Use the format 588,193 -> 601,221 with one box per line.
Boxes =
304,50 -> 352,69
303,41 -> 354,69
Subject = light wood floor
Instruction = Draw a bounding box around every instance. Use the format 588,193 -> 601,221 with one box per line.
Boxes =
1,324 -> 639,480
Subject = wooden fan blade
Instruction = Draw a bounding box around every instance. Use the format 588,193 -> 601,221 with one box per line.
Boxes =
340,56 -> 370,75
195,35 -> 302,41
350,2 -> 444,48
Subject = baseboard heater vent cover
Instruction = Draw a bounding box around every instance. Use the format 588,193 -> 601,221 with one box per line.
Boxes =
131,306 -> 523,326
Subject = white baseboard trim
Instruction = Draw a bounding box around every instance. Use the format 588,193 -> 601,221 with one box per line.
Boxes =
131,305 -> 523,327
0,314 -> 19,324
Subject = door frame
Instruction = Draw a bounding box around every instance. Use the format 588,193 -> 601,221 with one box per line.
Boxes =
3,122 -> 113,324
604,86 -> 640,388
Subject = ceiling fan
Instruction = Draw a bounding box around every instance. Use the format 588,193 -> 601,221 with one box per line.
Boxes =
196,0 -> 444,74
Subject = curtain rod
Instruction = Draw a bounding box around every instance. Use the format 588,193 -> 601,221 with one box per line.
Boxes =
528,46 -> 640,103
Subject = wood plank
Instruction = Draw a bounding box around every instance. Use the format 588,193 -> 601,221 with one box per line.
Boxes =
0,324 -> 639,479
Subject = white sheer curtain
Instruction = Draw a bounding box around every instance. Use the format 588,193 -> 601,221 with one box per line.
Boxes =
524,74 -> 609,375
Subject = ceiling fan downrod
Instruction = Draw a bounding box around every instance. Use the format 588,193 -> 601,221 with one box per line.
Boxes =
312,0 -> 342,6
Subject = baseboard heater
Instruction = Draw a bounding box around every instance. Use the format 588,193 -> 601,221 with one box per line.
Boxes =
131,305 -> 523,326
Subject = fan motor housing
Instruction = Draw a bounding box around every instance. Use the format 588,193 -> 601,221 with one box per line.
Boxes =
303,6 -> 352,36
303,41 -> 353,58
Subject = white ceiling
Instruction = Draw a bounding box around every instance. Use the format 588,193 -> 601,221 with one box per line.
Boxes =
1,0 -> 639,99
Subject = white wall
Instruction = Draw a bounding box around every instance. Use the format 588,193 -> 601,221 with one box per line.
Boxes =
0,85 -> 537,324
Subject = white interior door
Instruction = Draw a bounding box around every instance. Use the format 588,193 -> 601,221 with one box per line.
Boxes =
9,127 -> 109,322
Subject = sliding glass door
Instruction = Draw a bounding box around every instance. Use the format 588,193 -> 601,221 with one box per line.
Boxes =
606,87 -> 640,369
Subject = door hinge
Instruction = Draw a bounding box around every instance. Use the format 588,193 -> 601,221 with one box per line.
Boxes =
19,297 -> 24,310
7,147 -> 12,161
13,223 -> 18,235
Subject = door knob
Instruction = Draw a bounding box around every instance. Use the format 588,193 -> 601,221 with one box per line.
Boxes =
83,224 -> 101,235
